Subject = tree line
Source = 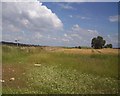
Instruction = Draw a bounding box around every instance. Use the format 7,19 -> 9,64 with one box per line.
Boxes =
1,36 -> 113,49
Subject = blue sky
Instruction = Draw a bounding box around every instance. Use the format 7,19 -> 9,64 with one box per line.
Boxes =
43,2 -> 118,32
2,1 -> 119,47
40,0 -> 119,2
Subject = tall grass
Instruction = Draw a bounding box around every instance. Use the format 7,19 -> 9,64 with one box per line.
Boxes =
2,45 -> 119,94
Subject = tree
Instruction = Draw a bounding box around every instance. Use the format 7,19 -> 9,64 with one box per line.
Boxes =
91,36 -> 106,49
104,44 -> 112,48
78,46 -> 81,49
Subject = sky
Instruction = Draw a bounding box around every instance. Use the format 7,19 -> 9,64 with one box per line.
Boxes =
2,1 -> 119,47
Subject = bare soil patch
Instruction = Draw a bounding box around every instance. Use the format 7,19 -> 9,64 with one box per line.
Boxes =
2,64 -> 27,88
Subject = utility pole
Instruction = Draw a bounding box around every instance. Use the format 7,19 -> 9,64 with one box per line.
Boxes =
15,39 -> 19,47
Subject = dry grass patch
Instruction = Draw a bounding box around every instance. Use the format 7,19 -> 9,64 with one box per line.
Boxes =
58,48 -> 119,55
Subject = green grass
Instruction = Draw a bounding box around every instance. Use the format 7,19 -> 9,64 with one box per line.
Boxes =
2,45 -> 119,94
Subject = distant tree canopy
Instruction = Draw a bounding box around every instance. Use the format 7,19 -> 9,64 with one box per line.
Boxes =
91,36 -> 106,49
104,44 -> 113,48
75,46 -> 81,49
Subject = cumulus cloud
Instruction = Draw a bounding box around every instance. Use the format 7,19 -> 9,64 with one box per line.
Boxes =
109,15 -> 119,22
71,24 -> 99,37
62,24 -> 99,46
2,2 -> 63,43
2,0 -> 37,2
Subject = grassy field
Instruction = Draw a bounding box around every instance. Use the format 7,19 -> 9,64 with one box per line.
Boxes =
2,45 -> 119,94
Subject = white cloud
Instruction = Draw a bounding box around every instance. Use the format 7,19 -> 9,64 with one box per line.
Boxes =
64,0 -> 96,2
63,24 -> 118,47
72,24 -> 81,31
71,34 -> 82,40
52,37 -> 57,40
64,33 -> 68,37
104,34 -> 119,48
2,2 -> 63,43
5,0 -> 118,2
88,29 -> 99,35
76,15 -> 91,20
62,38 -> 70,42
2,2 -> 63,32
109,15 -> 119,22
63,0 -> 119,2
62,24 -> 99,46
71,24 -> 99,39
2,0 -> 37,2
0,2 -> 1,41
2,2 -> 118,47
69,15 -> 91,20
58,3 -> 75,10
35,33 -> 43,39
69,15 -> 73,18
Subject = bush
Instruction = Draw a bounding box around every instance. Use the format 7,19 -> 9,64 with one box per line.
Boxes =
104,44 -> 112,48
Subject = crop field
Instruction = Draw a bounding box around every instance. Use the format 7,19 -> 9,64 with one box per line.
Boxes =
1,45 -> 119,94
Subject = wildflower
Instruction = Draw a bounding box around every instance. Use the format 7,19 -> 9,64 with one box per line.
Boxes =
34,64 -> 41,67
10,77 -> 15,81
0,80 -> 5,83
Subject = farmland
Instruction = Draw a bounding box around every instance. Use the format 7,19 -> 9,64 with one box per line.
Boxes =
2,45 -> 119,94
